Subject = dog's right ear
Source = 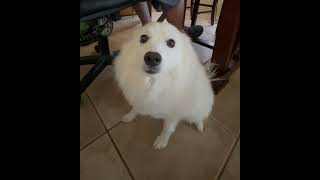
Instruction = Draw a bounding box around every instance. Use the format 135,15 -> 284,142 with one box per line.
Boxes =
180,32 -> 199,63
180,33 -> 193,49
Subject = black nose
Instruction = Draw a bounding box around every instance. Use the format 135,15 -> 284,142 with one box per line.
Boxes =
144,52 -> 162,67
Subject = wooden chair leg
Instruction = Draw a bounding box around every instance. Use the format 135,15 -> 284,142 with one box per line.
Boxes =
157,13 -> 166,22
147,1 -> 152,19
191,0 -> 200,26
211,0 -> 218,25
211,0 -> 240,93
190,0 -> 194,19
183,0 -> 187,25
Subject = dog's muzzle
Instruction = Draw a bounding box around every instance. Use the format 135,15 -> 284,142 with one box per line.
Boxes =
144,51 -> 162,74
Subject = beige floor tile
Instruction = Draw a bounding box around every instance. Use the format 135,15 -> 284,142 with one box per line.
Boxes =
220,140 -> 240,180
213,69 -> 240,136
80,93 -> 106,149
110,117 -> 234,180
80,134 -> 131,180
84,67 -> 131,129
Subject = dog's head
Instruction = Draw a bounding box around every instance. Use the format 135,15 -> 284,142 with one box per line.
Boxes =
130,22 -> 191,75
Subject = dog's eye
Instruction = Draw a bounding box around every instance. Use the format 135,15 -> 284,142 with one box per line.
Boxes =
140,34 -> 149,43
166,39 -> 175,48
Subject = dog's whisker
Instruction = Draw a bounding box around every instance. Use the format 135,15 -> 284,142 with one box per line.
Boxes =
205,61 -> 226,82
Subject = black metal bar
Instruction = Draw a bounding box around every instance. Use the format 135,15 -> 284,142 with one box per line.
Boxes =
80,55 -> 99,65
193,38 -> 214,49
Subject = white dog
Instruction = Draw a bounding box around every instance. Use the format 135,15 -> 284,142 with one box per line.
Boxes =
114,22 -> 214,149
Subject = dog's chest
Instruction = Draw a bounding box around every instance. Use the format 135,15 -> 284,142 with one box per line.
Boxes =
125,77 -> 175,116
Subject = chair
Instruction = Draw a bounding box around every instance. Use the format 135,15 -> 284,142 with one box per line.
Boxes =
80,0 -> 145,98
190,0 -> 218,26
209,0 -> 240,93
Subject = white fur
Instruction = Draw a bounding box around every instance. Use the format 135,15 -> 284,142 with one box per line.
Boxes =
114,22 -> 214,149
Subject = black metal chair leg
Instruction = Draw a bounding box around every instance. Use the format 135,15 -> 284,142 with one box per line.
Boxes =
79,49 -> 119,96
80,33 -> 113,96
80,55 -> 100,65
80,54 -> 113,95
80,25 -> 121,98
190,0 -> 194,18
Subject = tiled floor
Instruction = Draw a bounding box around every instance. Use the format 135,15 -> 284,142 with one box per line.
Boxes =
80,11 -> 240,180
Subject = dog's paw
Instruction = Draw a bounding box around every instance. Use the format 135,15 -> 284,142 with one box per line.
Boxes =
195,121 -> 204,132
153,135 -> 169,150
121,113 -> 135,123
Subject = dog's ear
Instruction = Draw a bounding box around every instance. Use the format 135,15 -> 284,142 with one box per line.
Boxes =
180,33 -> 199,63
180,33 -> 193,50
180,32 -> 192,44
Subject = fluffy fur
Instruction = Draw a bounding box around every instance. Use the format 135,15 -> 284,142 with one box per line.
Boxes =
114,22 -> 214,149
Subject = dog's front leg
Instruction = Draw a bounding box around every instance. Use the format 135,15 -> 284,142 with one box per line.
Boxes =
122,108 -> 138,123
153,119 -> 178,150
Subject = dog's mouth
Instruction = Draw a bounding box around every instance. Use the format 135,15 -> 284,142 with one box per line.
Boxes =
143,65 -> 160,74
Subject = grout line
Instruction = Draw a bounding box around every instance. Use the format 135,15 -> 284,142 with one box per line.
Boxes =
85,91 -> 109,132
84,91 -> 123,132
80,131 -> 107,152
215,136 -> 240,180
108,121 -> 123,131
105,130 -> 136,180
87,93 -> 136,180
80,92 -> 108,152
211,115 -> 240,180
211,116 -> 236,138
